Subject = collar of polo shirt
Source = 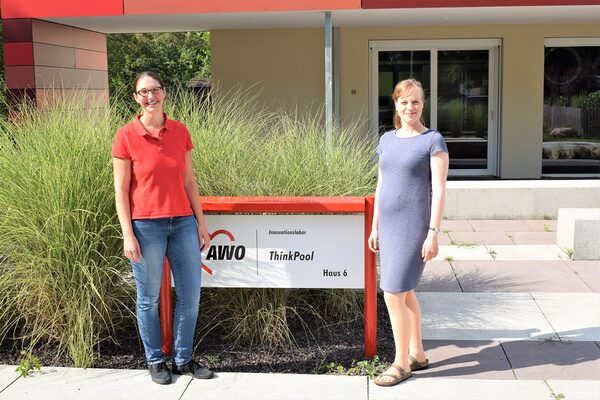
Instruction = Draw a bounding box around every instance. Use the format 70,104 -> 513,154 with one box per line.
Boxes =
133,113 -> 173,136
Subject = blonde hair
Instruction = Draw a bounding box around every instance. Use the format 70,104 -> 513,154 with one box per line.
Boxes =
392,79 -> 425,129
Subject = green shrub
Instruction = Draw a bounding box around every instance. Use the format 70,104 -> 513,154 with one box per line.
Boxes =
0,87 -> 377,361
582,91 -> 600,139
170,88 -> 375,349
437,99 -> 465,137
0,93 -> 135,367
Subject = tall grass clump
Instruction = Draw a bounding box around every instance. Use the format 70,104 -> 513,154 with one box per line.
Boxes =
166,87 -> 378,197
0,92 -> 135,367
0,85 -> 378,360
166,88 -> 377,349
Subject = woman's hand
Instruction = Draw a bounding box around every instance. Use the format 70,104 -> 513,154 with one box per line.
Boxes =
123,233 -> 141,263
198,226 -> 211,252
421,232 -> 439,262
368,229 -> 379,253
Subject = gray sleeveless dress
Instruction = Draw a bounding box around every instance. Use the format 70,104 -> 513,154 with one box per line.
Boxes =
376,129 -> 448,293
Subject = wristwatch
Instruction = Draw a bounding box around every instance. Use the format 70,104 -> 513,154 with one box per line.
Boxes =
429,226 -> 441,233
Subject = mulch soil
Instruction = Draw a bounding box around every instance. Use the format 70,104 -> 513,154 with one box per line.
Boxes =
0,295 -> 395,374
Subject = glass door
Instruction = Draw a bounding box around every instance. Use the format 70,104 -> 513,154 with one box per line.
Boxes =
370,40 -> 500,176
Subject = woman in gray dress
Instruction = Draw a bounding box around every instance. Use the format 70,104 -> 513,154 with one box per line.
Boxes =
368,79 -> 449,386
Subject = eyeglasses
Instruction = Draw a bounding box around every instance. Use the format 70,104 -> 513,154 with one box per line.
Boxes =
136,87 -> 163,97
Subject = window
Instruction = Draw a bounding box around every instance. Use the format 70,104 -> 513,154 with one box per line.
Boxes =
543,39 -> 600,176
370,40 -> 500,176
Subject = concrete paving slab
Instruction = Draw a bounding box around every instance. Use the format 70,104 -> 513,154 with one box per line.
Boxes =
417,292 -> 558,341
435,245 -> 493,261
522,220 -> 557,232
507,231 -> 556,245
441,220 -> 474,232
369,377 -> 552,400
532,293 -> 600,341
486,245 -> 563,261
448,231 -> 514,245
452,261 -> 592,293
0,365 -> 20,393
547,380 -> 600,400
469,220 -> 531,232
502,340 -> 600,380
437,232 -> 452,245
181,372 -> 367,400
0,366 -> 191,400
564,260 -> 600,292
418,261 -> 461,292
416,340 -> 514,380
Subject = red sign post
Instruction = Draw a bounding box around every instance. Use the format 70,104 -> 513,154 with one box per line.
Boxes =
159,196 -> 377,358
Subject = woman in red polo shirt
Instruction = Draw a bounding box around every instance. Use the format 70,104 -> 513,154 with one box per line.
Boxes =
112,71 -> 213,385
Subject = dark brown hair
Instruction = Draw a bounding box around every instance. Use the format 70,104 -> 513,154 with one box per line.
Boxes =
133,71 -> 165,93
392,79 -> 425,129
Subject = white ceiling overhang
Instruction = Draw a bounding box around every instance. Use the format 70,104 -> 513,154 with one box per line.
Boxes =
42,5 -> 600,33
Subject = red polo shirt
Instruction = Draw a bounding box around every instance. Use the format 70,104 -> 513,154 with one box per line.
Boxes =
112,114 -> 194,220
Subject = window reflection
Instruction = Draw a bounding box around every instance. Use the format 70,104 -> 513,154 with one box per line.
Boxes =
378,51 -> 430,133
543,46 -> 600,175
437,50 -> 489,170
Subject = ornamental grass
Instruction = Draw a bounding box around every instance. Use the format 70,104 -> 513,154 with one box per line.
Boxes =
0,87 -> 377,365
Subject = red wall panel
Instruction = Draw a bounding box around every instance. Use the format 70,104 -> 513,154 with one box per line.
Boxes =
124,0 -> 360,15
0,0 -> 123,19
1,19 -> 33,43
3,42 -> 34,65
362,0 -> 600,8
4,66 -> 35,89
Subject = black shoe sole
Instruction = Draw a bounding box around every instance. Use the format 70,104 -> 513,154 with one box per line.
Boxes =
151,377 -> 172,385
172,369 -> 214,379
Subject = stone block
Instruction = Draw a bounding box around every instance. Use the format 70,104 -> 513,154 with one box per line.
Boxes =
557,208 -> 600,260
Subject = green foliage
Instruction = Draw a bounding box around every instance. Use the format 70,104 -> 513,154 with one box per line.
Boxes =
322,356 -> 388,378
172,87 -> 375,349
0,87 -> 376,363
583,90 -> 600,108
570,93 -> 588,108
0,92 -> 135,368
204,354 -> 220,364
107,32 -> 210,104
166,87 -> 378,197
15,351 -> 42,377
438,99 -> 465,137
581,91 -> 600,139
469,103 -> 487,136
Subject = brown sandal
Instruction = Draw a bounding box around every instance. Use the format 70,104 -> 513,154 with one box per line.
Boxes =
409,355 -> 429,371
373,363 -> 412,386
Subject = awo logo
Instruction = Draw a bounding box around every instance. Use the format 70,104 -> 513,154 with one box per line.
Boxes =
201,229 -> 246,275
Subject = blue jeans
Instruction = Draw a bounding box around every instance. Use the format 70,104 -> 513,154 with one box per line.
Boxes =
131,215 -> 202,366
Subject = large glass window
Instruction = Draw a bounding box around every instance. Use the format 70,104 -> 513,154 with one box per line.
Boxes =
543,41 -> 600,175
438,50 -> 489,170
371,40 -> 499,176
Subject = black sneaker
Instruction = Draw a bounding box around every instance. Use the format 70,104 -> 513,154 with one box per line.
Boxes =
149,362 -> 171,385
172,359 -> 214,379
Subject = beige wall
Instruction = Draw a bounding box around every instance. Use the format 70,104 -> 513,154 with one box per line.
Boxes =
211,23 -> 600,178
211,29 -> 324,112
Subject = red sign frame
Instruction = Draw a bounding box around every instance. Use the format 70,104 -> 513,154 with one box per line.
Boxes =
159,196 -> 377,358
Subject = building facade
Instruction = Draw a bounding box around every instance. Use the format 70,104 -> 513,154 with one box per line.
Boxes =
2,0 -> 599,178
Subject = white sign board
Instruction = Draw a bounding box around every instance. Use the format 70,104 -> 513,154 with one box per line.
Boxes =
199,215 -> 364,288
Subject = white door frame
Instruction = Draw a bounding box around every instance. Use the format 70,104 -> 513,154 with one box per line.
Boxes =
369,39 -> 501,176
